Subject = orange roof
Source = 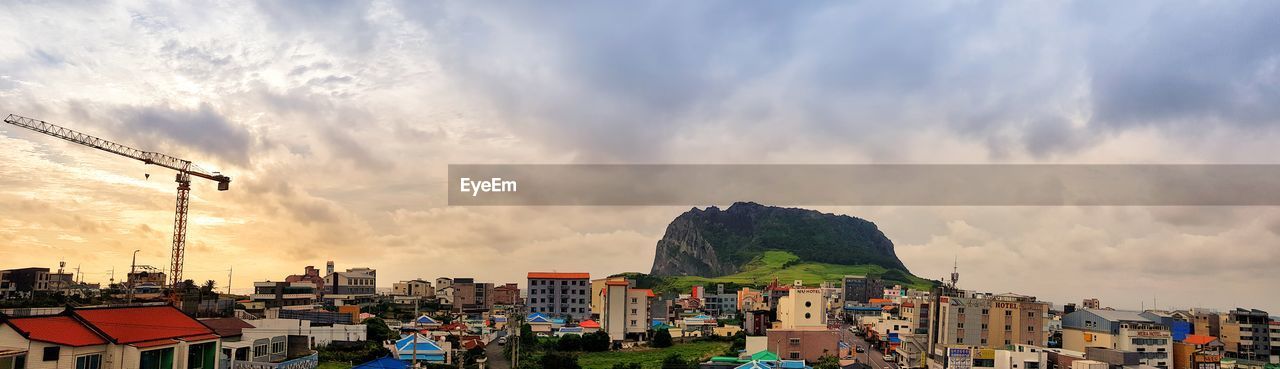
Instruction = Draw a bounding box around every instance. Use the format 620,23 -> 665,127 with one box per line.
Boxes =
4,315 -> 107,347
1183,335 -> 1217,345
631,289 -> 656,297
579,319 -> 600,328
528,272 -> 590,279
869,298 -> 892,304
73,305 -> 215,345
605,280 -> 630,286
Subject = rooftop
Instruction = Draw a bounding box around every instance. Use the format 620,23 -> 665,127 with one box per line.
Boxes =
527,272 -> 590,279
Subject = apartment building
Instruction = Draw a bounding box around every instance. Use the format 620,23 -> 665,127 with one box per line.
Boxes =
284,266 -> 326,292
323,267 -> 376,296
1062,309 -> 1173,369
936,291 -> 1050,348
250,281 -> 318,309
776,288 -> 828,329
527,272 -> 590,320
451,278 -> 494,313
702,284 -> 738,318
599,278 -> 655,342
434,278 -> 454,305
392,279 -> 433,297
492,283 -> 521,306
843,275 -> 884,305
1219,308 -> 1275,363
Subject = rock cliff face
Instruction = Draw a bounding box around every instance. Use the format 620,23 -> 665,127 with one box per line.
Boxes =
649,202 -> 908,277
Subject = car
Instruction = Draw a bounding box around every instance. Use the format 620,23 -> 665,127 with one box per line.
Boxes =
883,354 -> 894,362
497,336 -> 507,345
856,347 -> 866,353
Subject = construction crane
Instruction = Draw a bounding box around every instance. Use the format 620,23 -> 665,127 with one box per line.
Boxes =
3,114 -> 230,299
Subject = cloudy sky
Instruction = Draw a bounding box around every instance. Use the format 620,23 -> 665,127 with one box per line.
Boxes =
1,1 -> 1278,312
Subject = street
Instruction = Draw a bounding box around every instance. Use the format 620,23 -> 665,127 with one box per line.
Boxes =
484,330 -> 510,369
841,324 -> 896,369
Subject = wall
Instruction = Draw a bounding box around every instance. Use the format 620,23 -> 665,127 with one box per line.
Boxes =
766,329 -> 840,362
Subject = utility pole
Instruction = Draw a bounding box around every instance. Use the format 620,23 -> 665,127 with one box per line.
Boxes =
227,267 -> 233,295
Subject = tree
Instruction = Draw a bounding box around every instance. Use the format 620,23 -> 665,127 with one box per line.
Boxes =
363,317 -> 393,343
581,331 -> 611,352
520,323 -> 536,348
813,355 -> 841,369
556,334 -> 583,351
652,328 -> 673,348
538,351 -> 581,369
611,363 -> 641,369
660,353 -> 692,369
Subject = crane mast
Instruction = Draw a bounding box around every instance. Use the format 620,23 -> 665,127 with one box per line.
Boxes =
3,114 -> 230,298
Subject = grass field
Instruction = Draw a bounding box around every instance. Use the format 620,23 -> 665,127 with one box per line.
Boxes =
578,341 -> 731,369
662,250 -> 935,292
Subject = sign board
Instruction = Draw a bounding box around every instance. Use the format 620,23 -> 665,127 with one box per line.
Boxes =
948,348 -> 972,369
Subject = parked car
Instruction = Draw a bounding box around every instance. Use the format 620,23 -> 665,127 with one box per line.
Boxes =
856,346 -> 865,353
883,354 -> 894,362
497,336 -> 507,345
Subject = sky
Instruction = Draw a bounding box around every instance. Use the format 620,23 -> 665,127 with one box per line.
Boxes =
1,1 -> 1279,312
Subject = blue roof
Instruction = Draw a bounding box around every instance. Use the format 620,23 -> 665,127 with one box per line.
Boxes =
353,357 -> 407,369
415,315 -> 439,324
779,360 -> 809,369
551,318 -> 567,325
527,313 -> 551,323
395,335 -> 444,355
559,327 -> 583,333
889,336 -> 902,343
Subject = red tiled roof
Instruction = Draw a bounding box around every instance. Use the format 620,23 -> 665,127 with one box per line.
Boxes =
631,289 -> 656,297
528,272 -> 590,279
605,280 -> 629,286
579,320 -> 600,328
73,305 -> 215,345
180,334 -> 220,343
1183,335 -> 1217,345
4,316 -> 107,347
131,339 -> 178,348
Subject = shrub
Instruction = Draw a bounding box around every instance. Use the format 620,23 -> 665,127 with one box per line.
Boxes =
652,328 -> 673,348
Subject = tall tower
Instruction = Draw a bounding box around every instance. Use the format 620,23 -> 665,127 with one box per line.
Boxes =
326,261 -> 335,275
949,255 -> 959,288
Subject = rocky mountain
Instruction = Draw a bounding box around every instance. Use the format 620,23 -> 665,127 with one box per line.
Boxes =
649,202 -> 909,277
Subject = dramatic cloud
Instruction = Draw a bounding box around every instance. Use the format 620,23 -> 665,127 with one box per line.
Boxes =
0,1 -> 1278,311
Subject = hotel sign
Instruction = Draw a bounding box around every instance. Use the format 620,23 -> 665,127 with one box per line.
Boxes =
1134,330 -> 1169,337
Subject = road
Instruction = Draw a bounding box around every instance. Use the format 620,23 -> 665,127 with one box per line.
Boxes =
484,330 -> 510,369
841,324 -> 896,369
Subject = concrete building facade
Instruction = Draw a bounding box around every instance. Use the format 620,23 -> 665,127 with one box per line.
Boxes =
526,272 -> 590,320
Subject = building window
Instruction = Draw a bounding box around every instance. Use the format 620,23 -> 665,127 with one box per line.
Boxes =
75,354 -> 101,369
1005,311 -> 1012,316
42,347 -> 59,362
790,352 -> 801,359
271,341 -> 285,354
253,345 -> 268,358
140,348 -> 175,369
790,338 -> 801,346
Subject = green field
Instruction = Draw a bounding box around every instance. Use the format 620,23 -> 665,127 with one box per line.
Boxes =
661,250 -> 936,292
579,341 -> 731,369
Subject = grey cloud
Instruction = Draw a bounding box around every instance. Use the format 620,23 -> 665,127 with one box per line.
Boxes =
254,1 -> 377,54
115,103 -> 254,167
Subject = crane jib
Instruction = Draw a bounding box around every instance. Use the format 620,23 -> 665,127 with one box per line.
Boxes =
3,112 -> 232,300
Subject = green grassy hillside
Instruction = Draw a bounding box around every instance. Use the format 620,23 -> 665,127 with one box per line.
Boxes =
641,250 -> 936,294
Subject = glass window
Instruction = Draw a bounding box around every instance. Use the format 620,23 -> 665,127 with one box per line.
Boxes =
140,348 -> 175,369
42,348 -> 59,362
76,354 -> 101,369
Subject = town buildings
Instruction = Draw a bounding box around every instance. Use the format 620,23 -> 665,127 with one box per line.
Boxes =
284,266 -> 326,292
450,278 -> 493,313
0,305 -> 223,369
249,281 -> 318,310
322,266 -> 376,296
434,278 -> 454,305
599,278 -> 655,342
492,283 -> 521,306
936,291 -> 1050,348
703,285 -> 738,318
391,279 -> 432,298
1062,309 -> 1173,369
843,275 -> 884,305
526,272 -> 591,320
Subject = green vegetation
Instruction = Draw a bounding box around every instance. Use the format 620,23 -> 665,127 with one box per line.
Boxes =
655,250 -> 936,293
316,342 -> 389,367
317,362 -> 352,369
578,341 -> 730,369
